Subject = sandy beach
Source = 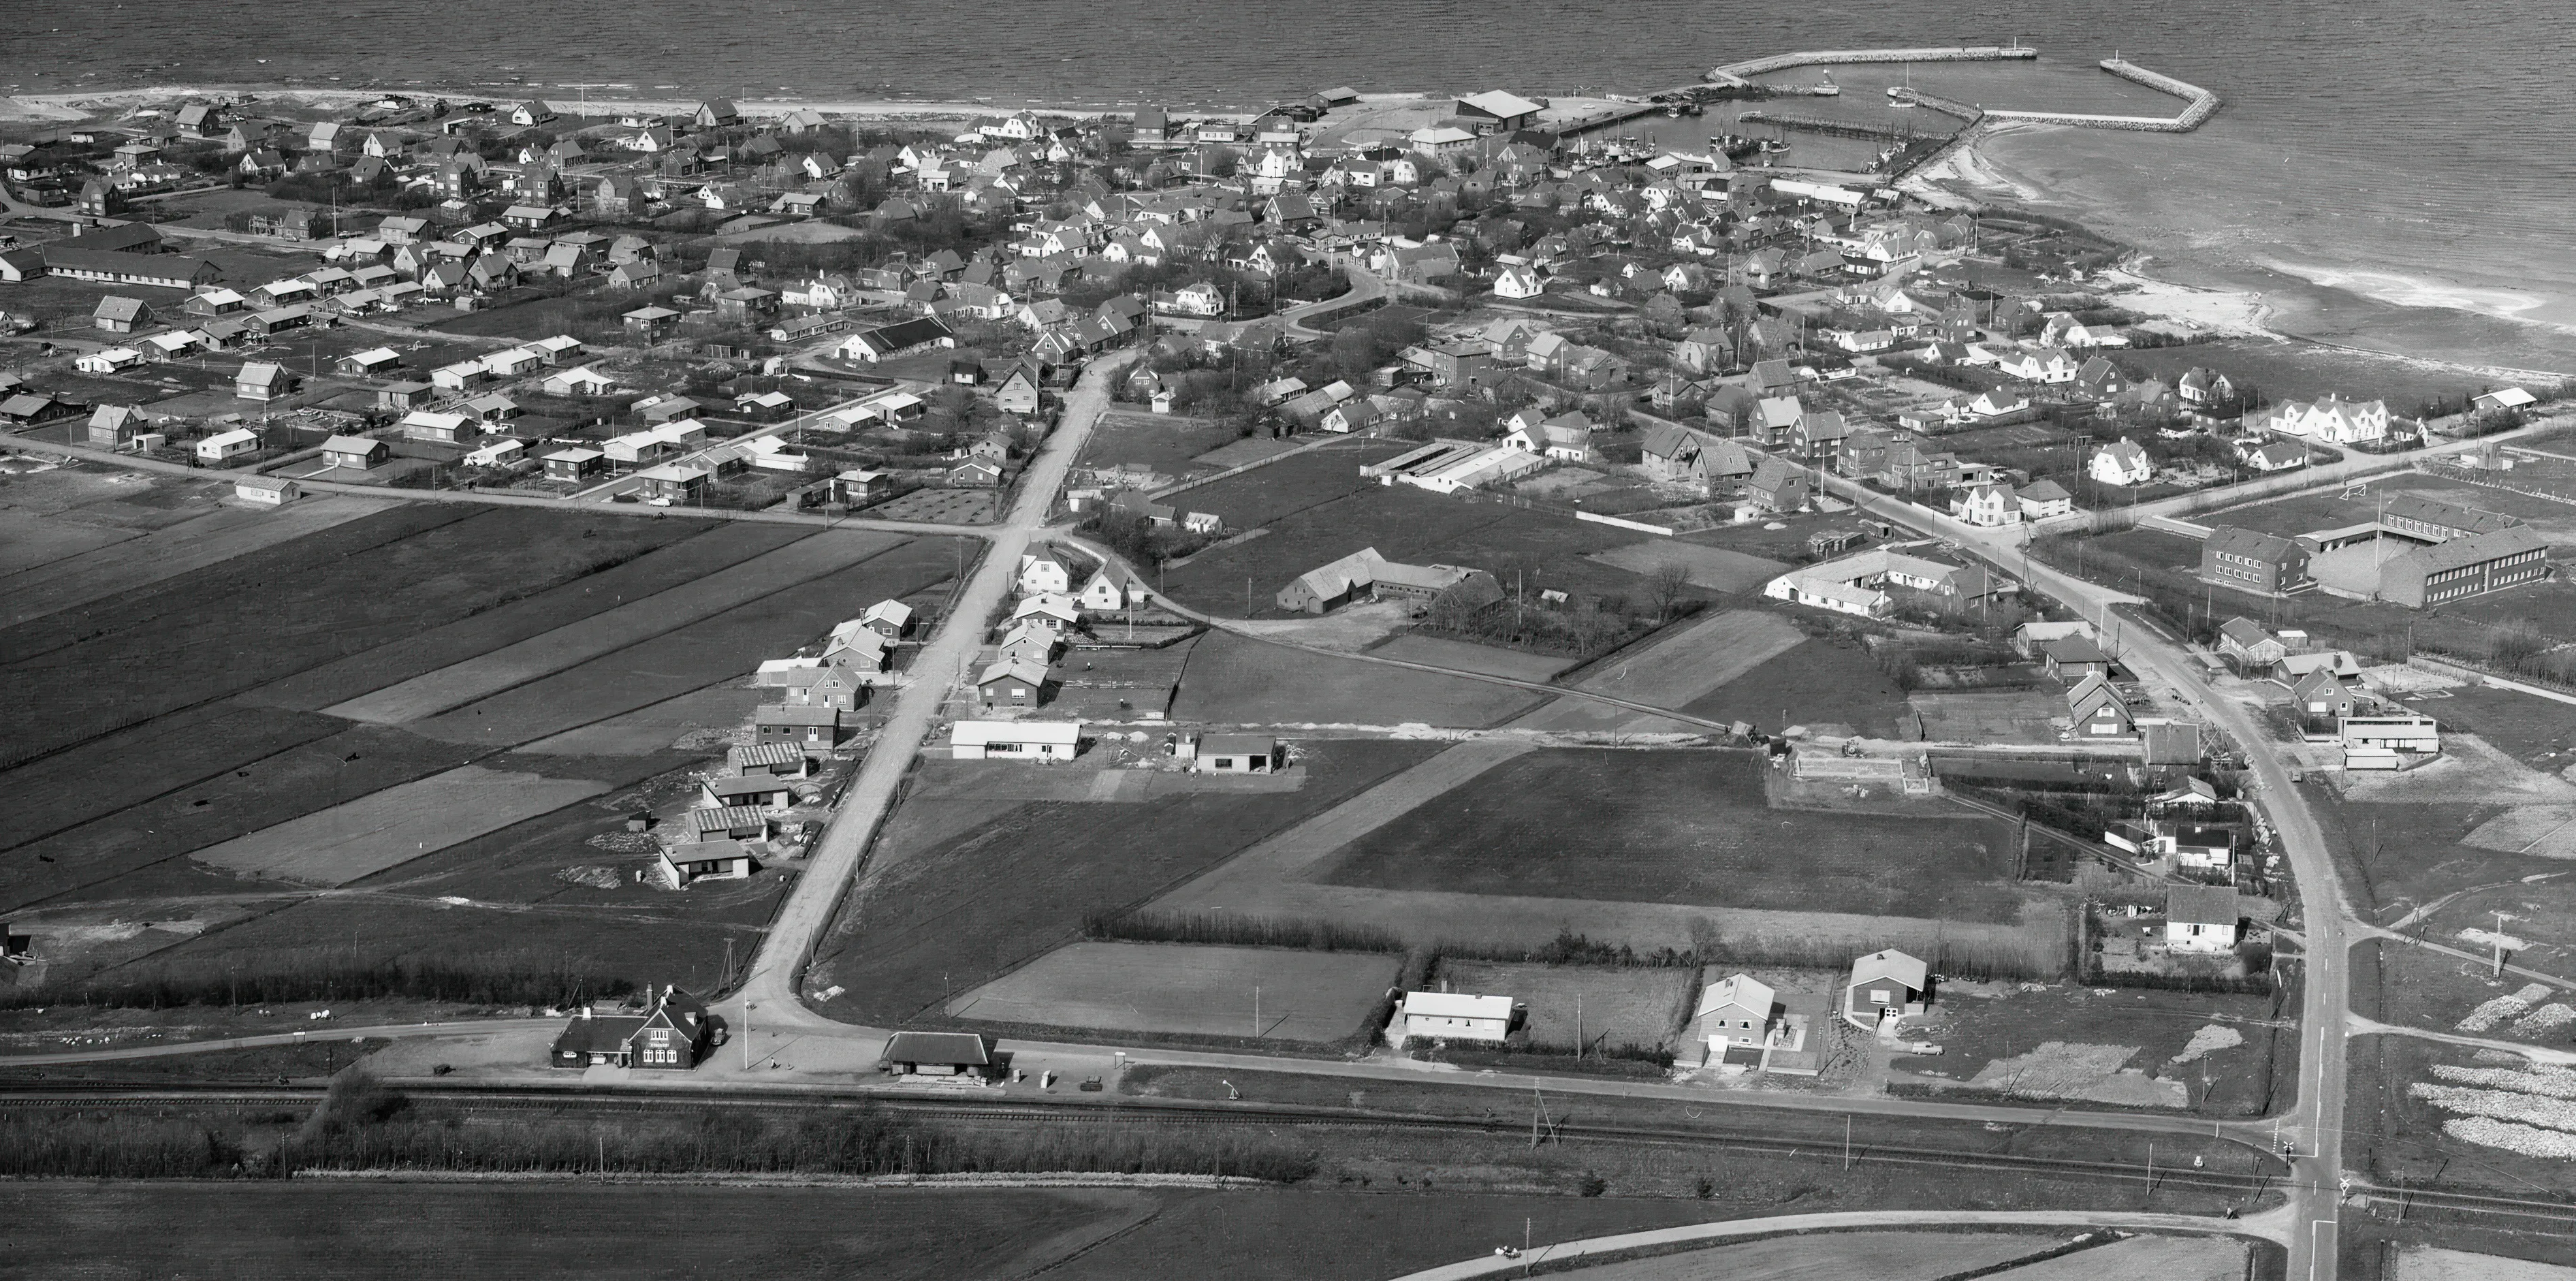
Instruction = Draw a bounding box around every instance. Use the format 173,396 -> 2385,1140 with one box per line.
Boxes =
0,85 -> 1254,127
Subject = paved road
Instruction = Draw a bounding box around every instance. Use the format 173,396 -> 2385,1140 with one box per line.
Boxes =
1811,466 -> 2353,1281
2100,411 -> 2575,527
1278,264 -> 1387,339
733,349 -> 1136,1041
1390,1207 -> 2291,1281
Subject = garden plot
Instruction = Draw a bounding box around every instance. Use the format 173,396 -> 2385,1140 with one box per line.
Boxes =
189,765 -> 612,886
942,941 -> 1397,1042
867,489 -> 1001,524
323,529 -> 904,723
1894,983 -> 2282,1115
1911,690 -> 2067,745
1437,961 -> 1695,1056
1587,541 -> 1791,595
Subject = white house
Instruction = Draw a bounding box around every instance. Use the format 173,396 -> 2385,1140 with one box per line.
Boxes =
1077,566 -> 1135,612
1395,991 -> 1515,1045
1017,551 -> 1072,596
75,347 -> 144,374
1493,264 -> 1544,298
2164,885 -> 2240,955
2018,479 -> 2076,520
193,427 -> 260,462
949,720 -> 1082,762
1500,412 -> 1595,462
1762,571 -> 1890,618
1951,483 -> 2023,528
1011,593 -> 1081,633
2089,439 -> 2152,487
233,475 -> 298,505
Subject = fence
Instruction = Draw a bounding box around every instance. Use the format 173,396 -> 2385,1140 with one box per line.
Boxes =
1576,509 -> 1676,537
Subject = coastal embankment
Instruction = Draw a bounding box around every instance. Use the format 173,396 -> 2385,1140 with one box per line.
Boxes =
1982,59 -> 2220,131
1708,45 -> 2039,86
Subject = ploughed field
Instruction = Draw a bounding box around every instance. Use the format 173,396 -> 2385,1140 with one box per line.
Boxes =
0,501 -> 963,995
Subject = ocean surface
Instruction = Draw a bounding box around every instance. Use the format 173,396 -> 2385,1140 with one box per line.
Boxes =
6,0 -> 2574,368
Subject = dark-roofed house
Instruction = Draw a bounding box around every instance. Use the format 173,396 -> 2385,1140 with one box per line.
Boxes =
547,986 -> 714,1069
755,703 -> 842,748
2201,526 -> 2313,597
2164,885 -> 2241,954
321,434 -> 387,469
2068,671 -> 2133,738
878,1031 -> 998,1081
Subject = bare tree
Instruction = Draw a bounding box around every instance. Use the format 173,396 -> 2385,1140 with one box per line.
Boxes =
1649,564 -> 1691,624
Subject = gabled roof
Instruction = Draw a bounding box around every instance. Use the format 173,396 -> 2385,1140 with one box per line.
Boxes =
1849,949 -> 1928,992
2166,885 -> 2240,928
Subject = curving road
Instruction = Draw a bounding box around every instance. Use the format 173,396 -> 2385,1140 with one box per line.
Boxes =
1805,465 -> 2351,1281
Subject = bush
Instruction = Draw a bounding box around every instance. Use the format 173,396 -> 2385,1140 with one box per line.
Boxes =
11,950 -> 635,1011
1081,908 -> 1402,953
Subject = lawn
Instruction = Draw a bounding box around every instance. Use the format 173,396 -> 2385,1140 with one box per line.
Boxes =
1436,960 -> 1697,1056
242,520 -> 816,713
1319,748 -> 2024,923
1168,628 -> 1546,728
1077,411 -> 1245,476
1146,437 -> 1413,533
0,505 -> 705,764
944,941 -> 1399,1042
1678,637 -> 1912,738
1890,983 -> 2291,1116
806,738 -> 1442,1026
402,536 -> 969,747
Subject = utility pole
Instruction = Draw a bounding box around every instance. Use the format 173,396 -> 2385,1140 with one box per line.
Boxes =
2494,909 -> 2511,978
1843,1113 -> 1852,1170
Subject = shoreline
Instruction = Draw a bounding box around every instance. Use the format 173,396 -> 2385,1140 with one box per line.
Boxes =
1905,122 -> 2576,379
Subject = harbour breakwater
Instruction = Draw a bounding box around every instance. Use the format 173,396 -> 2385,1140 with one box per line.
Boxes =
1981,58 -> 2220,131
1708,44 -> 2039,85
1888,87 -> 1985,124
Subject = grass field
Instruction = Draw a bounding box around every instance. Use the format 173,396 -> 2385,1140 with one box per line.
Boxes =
1588,541 -> 1792,594
1078,411 -> 1245,475
807,738 -> 1442,1025
1168,629 -> 1546,727
402,537 -> 968,747
244,520 -> 814,713
2349,1028 -> 2576,1197
0,509 -> 135,575
0,505 -> 704,764
1320,748 -> 2023,923
0,723 -> 486,915
1146,438 -> 1414,532
945,941 -> 1399,1041
188,765 -> 614,886
1371,633 -> 1578,680
2422,685 -> 2576,764
1680,637 -> 1911,738
1437,960 -> 1696,1055
2112,338 -> 2495,411
1506,1231 -> 2083,1281
1505,608 -> 1805,734
321,528 -> 906,724
2202,473 -> 2576,541
0,1184 -> 1732,1281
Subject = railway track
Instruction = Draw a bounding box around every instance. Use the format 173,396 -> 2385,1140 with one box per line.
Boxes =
14,1081 -> 2575,1225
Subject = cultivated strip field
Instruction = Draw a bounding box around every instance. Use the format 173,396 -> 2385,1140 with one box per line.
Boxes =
0,494 -> 392,629
242,518 -> 806,712
1977,1235 -> 2244,1281
515,685 -> 767,757
0,703 -> 350,857
403,537 -> 969,746
1169,629 -> 1547,727
944,941 -> 1398,1041
324,528 -> 907,723
189,764 -> 613,885
0,508 -> 134,575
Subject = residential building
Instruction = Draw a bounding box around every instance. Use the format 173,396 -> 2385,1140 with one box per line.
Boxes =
2068,671 -> 2133,738
2089,439 -> 2151,487
547,987 -> 714,1070
2164,885 -> 2241,955
1844,950 -> 1928,1028
949,720 -> 1081,761
1395,991 -> 1515,1044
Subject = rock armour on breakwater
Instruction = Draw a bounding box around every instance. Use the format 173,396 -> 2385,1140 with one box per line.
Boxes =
1711,45 -> 2039,82
1982,58 -> 2220,131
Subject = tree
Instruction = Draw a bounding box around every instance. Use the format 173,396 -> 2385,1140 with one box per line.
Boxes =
1648,565 -> 1691,624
